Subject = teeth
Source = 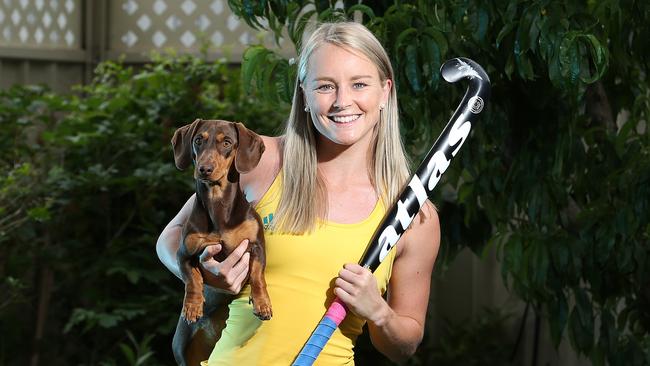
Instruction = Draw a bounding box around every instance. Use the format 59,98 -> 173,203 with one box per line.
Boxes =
331,115 -> 360,123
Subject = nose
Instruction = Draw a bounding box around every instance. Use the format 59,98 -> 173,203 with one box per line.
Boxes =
333,86 -> 351,109
198,164 -> 213,176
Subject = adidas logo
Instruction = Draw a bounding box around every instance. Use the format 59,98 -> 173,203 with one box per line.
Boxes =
262,213 -> 274,230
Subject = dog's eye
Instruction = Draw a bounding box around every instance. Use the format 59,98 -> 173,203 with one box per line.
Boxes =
194,137 -> 202,145
223,140 -> 232,148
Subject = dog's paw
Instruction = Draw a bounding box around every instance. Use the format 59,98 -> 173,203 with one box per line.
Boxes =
182,302 -> 204,323
250,296 -> 273,321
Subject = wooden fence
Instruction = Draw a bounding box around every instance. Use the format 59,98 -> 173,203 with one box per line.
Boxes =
0,0 -> 290,92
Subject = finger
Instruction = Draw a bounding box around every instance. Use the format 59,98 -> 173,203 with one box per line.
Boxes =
335,278 -> 357,296
343,263 -> 366,274
229,265 -> 250,293
199,244 -> 222,263
334,287 -> 353,305
338,268 -> 360,283
222,239 -> 249,268
231,252 -> 250,278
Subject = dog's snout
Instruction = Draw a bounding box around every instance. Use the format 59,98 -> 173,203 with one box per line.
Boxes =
198,164 -> 214,176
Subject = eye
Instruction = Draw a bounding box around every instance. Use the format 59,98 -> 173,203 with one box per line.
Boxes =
223,140 -> 232,148
194,136 -> 202,145
353,82 -> 368,89
316,84 -> 335,92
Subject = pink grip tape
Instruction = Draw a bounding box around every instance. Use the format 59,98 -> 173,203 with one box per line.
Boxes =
325,297 -> 348,325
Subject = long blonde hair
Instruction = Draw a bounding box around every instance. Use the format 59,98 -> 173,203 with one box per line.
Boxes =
274,21 -> 410,234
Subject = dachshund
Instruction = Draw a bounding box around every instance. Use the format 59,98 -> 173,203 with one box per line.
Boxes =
170,119 -> 272,365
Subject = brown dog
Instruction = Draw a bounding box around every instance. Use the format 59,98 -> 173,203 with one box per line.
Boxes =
170,119 -> 272,365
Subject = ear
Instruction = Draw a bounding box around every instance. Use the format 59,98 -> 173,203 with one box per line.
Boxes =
382,78 -> 392,105
234,122 -> 265,173
171,118 -> 202,170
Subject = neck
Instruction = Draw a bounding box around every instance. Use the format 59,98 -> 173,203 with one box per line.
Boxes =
195,175 -> 249,229
316,136 -> 373,186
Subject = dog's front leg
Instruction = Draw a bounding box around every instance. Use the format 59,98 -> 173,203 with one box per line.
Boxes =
248,239 -> 272,320
179,233 -> 219,323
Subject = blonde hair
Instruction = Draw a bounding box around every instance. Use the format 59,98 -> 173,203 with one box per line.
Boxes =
274,21 -> 411,234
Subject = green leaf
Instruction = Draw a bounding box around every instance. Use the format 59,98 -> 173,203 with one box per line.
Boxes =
274,60 -> 293,104
549,291 -> 568,346
515,50 -> 535,80
516,5 -> 535,53
119,343 -> 136,365
262,58 -> 281,103
394,27 -> 418,55
241,46 -> 272,93
346,4 -> 375,20
27,206 -> 51,222
405,44 -> 423,93
598,310 -> 617,355
496,22 -> 516,49
579,34 -> 609,83
288,8 -> 316,50
317,8 -> 346,23
559,31 -> 581,83
505,53 -> 515,79
472,6 -> 489,41
533,240 -> 549,287
422,27 -> 448,57
420,35 -> 441,89
528,14 -> 542,53
569,288 -> 594,353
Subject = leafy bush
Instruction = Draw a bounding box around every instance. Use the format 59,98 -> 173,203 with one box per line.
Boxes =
228,0 -> 650,364
355,307 -> 513,366
0,52 -> 288,365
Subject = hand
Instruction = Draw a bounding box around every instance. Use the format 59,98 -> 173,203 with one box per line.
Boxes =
199,240 -> 250,294
334,263 -> 388,325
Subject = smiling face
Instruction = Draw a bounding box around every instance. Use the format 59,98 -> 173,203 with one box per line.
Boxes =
302,43 -> 391,149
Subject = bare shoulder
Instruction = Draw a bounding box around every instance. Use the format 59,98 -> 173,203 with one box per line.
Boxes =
240,135 -> 283,204
396,200 -> 440,259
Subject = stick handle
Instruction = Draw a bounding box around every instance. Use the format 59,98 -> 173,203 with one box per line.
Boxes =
292,299 -> 347,366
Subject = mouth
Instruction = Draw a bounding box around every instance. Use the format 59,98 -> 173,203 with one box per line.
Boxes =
199,175 -> 225,187
328,114 -> 362,124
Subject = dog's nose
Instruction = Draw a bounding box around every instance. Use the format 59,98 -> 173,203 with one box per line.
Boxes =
199,164 -> 213,176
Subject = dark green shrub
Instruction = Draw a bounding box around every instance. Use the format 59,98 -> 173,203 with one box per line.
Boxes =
0,53 -> 288,365
228,1 -> 650,364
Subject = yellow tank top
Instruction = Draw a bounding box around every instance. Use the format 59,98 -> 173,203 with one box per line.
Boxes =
203,172 -> 396,365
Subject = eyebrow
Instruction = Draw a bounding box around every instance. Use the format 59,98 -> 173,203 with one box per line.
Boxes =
311,75 -> 374,83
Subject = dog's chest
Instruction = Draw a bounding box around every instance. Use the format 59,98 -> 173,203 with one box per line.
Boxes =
220,219 -> 259,252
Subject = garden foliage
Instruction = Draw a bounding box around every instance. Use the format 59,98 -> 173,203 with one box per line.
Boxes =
228,0 -> 650,364
0,53 -> 287,365
1,0 -> 649,364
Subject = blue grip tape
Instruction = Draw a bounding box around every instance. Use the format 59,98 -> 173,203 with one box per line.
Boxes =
292,317 -> 338,366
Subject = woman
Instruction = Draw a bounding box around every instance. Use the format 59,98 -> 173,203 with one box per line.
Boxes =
157,21 -> 440,365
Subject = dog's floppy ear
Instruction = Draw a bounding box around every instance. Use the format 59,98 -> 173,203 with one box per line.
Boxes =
234,122 -> 265,173
171,118 -> 202,170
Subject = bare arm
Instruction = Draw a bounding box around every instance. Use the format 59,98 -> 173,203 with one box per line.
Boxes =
156,194 -> 196,280
367,202 -> 440,361
335,202 -> 440,362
